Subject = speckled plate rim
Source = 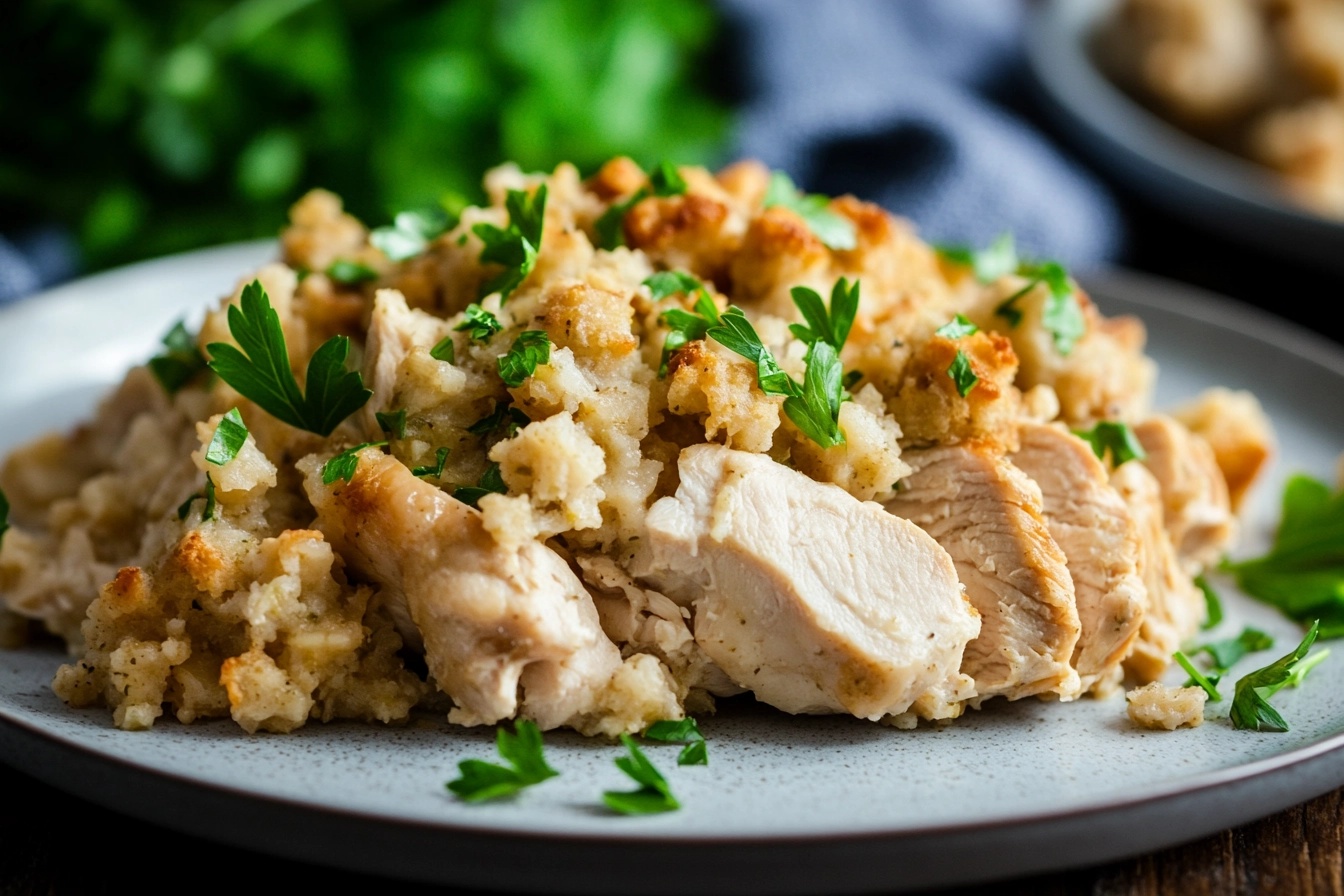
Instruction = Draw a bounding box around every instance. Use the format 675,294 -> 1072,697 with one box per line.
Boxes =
2,252 -> 1344,893
1026,0 -> 1344,270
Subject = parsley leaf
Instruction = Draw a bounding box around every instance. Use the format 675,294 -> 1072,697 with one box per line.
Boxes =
644,718 -> 708,766
603,734 -> 680,815
446,720 -> 559,803
1173,650 -> 1222,701
148,320 -> 208,395
375,408 -> 408,440
1230,620 -> 1324,731
649,271 -> 718,376
455,304 -> 504,343
996,261 -> 1085,355
1223,474 -> 1344,637
644,270 -> 704,302
947,350 -> 978,397
936,232 -> 1019,283
1073,421 -> 1146,467
473,185 -> 547,301
322,442 -> 388,485
783,340 -> 845,448
325,260 -> 379,285
371,206 -> 454,262
454,463 -> 507,508
430,335 -> 456,363
762,171 -> 856,251
787,278 -> 859,352
207,280 -> 371,436
411,446 -> 451,479
468,404 -> 530,438
178,474 -> 217,522
596,161 -> 688,249
934,314 -> 980,340
1197,575 -> 1224,630
498,331 -> 552,388
204,408 -> 248,466
1191,627 -> 1274,674
709,308 -> 795,396
0,488 -> 9,550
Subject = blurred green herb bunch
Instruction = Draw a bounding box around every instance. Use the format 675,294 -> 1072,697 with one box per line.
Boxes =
1,0 -> 731,270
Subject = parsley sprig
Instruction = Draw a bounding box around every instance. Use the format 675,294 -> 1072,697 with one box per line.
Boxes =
596,161 -> 688,249
1197,575 -> 1224,630
206,280 -> 371,436
498,331 -> 552,388
204,408 -> 249,466
763,171 -> 856,251
603,734 -> 680,815
446,720 -> 559,803
1074,421 -> 1146,467
643,718 -> 708,766
371,206 -> 454,262
934,315 -> 980,398
1173,650 -> 1222,701
788,279 -> 859,352
936,232 -> 1018,283
473,185 -> 547,301
455,304 -> 505,343
1231,620 -> 1328,731
326,259 -> 379,285
996,260 -> 1085,355
148,320 -> 209,395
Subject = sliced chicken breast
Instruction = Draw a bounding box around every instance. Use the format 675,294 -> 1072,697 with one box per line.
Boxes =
1010,423 -> 1146,694
631,444 -> 979,722
301,449 -> 663,731
885,441 -> 1082,701
1134,415 -> 1236,573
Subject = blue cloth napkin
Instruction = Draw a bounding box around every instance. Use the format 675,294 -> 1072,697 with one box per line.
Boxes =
0,230 -> 77,306
722,0 -> 1123,269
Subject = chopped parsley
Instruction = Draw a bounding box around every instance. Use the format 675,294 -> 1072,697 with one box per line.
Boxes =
1073,421 -> 1146,467
1223,473 -> 1344,637
204,408 -> 248,466
934,315 -> 981,398
473,185 -> 547,301
596,161 -> 688,249
498,330 -> 552,388
934,314 -> 980,341
1190,626 -> 1274,675
1197,575 -> 1224,630
429,335 -> 456,363
649,271 -> 718,377
147,320 -> 208,395
371,206 -> 454,262
454,304 -> 504,343
207,280 -> 371,436
468,404 -> 530,438
411,446 -> 451,479
0,488 -> 9,550
1230,620 -> 1327,731
325,260 -> 379,285
936,232 -> 1019,283
375,408 -> 408,440
643,718 -> 708,766
994,259 -> 1085,356
762,171 -> 856,251
454,463 -> 507,508
321,442 -> 388,485
177,474 -> 218,522
644,270 -> 705,302
1173,650 -> 1221,701
445,720 -> 559,803
603,734 -> 680,815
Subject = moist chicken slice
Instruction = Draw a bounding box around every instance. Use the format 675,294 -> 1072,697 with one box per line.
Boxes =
1010,423 -> 1146,695
359,289 -> 447,438
630,444 -> 979,722
1112,460 -> 1206,683
884,441 -> 1082,701
1133,415 -> 1236,572
301,449 -> 675,732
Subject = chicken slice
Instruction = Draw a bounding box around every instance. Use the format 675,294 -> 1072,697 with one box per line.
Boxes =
630,444 -> 979,722
1010,423 -> 1146,695
360,289 -> 449,438
1134,415 -> 1236,572
301,449 -> 677,733
884,441 -> 1082,701
1112,460 -> 1206,683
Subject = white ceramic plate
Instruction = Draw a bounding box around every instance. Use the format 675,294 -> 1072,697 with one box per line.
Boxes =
2,244 -> 1344,894
1026,0 -> 1344,272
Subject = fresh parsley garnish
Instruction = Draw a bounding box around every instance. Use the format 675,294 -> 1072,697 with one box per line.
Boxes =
411,446 -> 451,479
371,206 -> 454,262
788,279 -> 859,352
148,320 -> 208,395
596,161 -> 688,249
455,304 -> 504,343
650,271 -> 718,376
1073,421 -> 1146,467
0,488 -> 9,550
445,720 -> 559,803
375,408 -> 408,440
1197,575 -> 1223,630
762,171 -> 856,251
644,270 -> 705,302
177,474 -> 217,522
643,718 -> 707,766
454,463 -> 507,508
321,442 -> 388,485
325,259 -> 379,285
995,261 -> 1085,355
467,404 -> 530,438
1173,650 -> 1222,701
934,314 -> 980,341
1230,620 -> 1326,731
206,280 -> 371,436
429,335 -> 456,363
498,330 -> 551,388
933,316 -> 980,398
473,185 -> 547,301
204,408 -> 248,466
1190,626 -> 1274,674
936,232 -> 1019,283
1223,474 -> 1344,637
603,734 -> 680,815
